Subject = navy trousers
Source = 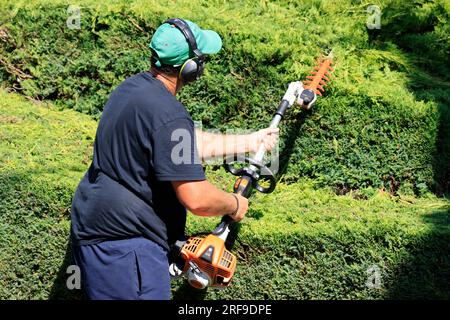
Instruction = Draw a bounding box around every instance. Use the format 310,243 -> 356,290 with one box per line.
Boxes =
72,237 -> 171,300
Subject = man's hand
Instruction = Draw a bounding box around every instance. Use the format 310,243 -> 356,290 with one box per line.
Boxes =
228,193 -> 249,222
249,128 -> 279,153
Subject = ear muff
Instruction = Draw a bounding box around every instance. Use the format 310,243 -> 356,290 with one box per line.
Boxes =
179,58 -> 204,83
164,18 -> 205,83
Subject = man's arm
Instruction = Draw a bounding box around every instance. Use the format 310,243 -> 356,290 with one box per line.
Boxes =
195,128 -> 279,160
171,180 -> 248,221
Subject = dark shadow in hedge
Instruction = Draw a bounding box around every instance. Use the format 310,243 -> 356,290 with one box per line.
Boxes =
49,241 -> 83,300
387,206 -> 450,299
364,1 -> 450,298
277,110 -> 311,181
369,0 -> 450,196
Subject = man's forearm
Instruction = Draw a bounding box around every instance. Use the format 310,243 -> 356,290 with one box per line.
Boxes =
196,129 -> 253,160
193,183 -> 238,217
172,180 -> 237,217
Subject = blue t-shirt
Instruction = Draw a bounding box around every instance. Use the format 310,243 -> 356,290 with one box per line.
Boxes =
70,72 -> 206,251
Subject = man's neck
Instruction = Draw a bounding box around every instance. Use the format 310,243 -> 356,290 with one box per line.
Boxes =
151,68 -> 179,95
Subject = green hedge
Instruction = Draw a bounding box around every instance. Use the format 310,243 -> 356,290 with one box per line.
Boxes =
1,0 -> 449,194
1,91 -> 449,299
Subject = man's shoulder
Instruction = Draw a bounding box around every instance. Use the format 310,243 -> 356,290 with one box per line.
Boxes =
111,72 -> 191,127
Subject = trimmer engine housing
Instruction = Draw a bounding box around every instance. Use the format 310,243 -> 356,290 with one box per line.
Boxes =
180,235 -> 236,289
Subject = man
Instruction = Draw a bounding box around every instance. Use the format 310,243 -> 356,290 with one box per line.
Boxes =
70,18 -> 279,300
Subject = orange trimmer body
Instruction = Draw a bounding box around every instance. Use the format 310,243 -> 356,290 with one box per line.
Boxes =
180,234 -> 237,288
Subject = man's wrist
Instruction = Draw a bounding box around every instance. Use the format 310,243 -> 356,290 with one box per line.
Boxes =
229,193 -> 239,217
246,133 -> 258,153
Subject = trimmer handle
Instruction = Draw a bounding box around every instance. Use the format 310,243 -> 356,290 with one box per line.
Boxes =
224,157 -> 277,194
214,155 -> 277,237
212,215 -> 234,236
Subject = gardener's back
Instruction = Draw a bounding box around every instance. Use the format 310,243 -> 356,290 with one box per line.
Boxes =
70,70 -> 207,299
71,70 -> 203,252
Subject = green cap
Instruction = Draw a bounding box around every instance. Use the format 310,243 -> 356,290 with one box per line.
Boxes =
149,19 -> 222,67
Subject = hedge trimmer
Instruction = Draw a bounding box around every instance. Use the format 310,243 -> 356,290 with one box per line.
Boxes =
170,53 -> 334,289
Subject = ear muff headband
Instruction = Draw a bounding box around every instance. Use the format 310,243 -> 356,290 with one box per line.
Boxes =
164,18 -> 204,61
163,18 -> 205,83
